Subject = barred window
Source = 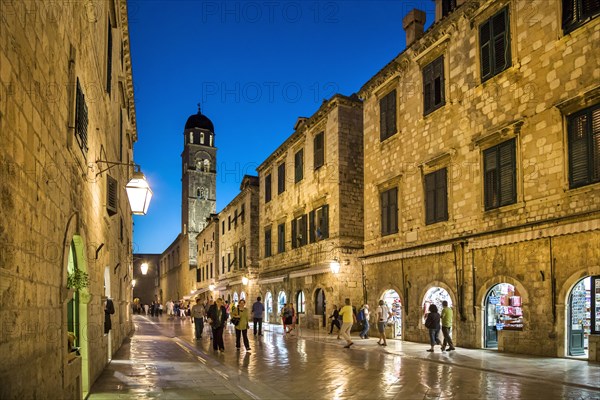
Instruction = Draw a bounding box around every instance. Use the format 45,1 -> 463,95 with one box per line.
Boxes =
75,79 -> 88,153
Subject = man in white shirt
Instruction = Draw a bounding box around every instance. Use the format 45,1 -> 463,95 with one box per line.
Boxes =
376,299 -> 390,346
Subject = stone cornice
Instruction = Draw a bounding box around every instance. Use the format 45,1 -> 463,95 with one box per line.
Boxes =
119,0 -> 137,142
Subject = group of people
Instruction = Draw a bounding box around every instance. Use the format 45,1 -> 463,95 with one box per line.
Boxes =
329,299 -> 456,352
189,296 -> 267,353
133,301 -> 163,316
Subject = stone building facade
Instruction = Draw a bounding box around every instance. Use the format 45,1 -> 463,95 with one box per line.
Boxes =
1,0 -> 138,397
256,94 -> 364,329
194,214 -> 220,299
133,253 -> 161,307
359,0 -> 600,358
209,175 -> 260,304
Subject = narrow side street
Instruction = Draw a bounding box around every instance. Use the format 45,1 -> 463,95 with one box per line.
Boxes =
89,315 -> 600,399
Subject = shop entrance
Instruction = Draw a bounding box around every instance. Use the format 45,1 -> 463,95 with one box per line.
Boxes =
278,291 -> 287,323
568,276 -> 600,357
381,289 -> 402,339
484,283 -> 523,349
265,292 -> 273,323
315,288 -> 326,327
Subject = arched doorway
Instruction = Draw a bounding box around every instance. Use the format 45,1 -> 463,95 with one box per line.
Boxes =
315,288 -> 326,327
265,292 -> 273,323
381,289 -> 402,339
233,292 -> 239,307
240,291 -> 246,301
278,291 -> 287,323
484,283 -> 523,349
567,275 -> 599,357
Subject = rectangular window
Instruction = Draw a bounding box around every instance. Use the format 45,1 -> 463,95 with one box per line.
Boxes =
265,173 -> 272,202
291,214 -> 308,249
278,162 -> 286,194
222,221 -> 225,235
241,204 -> 245,224
239,245 -> 246,268
227,253 -> 231,272
264,228 -> 272,257
479,7 -> 511,82
484,139 -> 517,210
228,215 -> 231,231
106,20 -> 112,95
277,223 -> 286,253
295,149 -> 304,183
314,132 -> 324,169
310,205 -> 329,242
119,110 -> 123,161
380,90 -> 397,141
424,168 -> 449,225
567,104 -> 600,188
233,244 -> 238,269
442,0 -> 457,17
210,262 -> 213,278
562,0 -> 600,33
75,79 -> 88,154
222,256 -> 225,274
381,188 -> 398,236
423,56 -> 445,115
196,268 -> 201,282
234,209 -> 238,228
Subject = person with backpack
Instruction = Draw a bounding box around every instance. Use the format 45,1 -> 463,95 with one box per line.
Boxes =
358,304 -> 370,339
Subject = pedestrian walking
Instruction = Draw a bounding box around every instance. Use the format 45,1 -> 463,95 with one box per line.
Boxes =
329,305 -> 341,338
359,304 -> 370,339
287,303 -> 296,334
251,296 -> 265,336
207,298 -> 227,352
441,300 -> 455,351
424,304 -> 442,352
191,298 -> 206,340
281,304 -> 290,334
339,298 -> 357,348
231,299 -> 251,351
376,299 -> 391,346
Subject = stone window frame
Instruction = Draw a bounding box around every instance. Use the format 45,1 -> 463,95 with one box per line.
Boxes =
291,214 -> 308,249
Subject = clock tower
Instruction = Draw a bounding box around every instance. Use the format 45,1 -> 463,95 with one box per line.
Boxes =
181,105 -> 217,267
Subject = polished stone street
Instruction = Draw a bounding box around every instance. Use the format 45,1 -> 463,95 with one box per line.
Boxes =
89,315 -> 600,399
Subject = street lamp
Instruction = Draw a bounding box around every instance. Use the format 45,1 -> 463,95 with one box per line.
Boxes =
209,284 -> 216,291
241,276 -> 249,285
330,258 -> 341,274
95,160 -> 153,215
140,262 -> 149,275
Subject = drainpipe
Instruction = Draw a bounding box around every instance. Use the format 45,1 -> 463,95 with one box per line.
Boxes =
401,258 -> 408,314
471,249 -> 477,318
549,237 -> 556,324
361,260 -> 368,305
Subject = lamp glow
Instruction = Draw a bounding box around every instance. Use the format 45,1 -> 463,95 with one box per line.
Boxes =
132,279 -> 137,288
140,262 -> 149,275
209,284 -> 216,291
241,276 -> 249,285
330,259 -> 341,274
126,171 -> 153,215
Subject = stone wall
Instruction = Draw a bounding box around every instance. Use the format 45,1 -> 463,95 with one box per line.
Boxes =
0,0 -> 137,397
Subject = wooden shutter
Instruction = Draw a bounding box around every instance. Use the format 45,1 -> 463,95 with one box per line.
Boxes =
291,219 -> 297,249
479,19 -> 492,81
492,9 -> 510,74
582,0 -> 600,20
265,174 -> 271,202
106,175 -> 118,216
321,205 -> 329,239
314,132 -> 324,169
387,91 -> 397,138
437,168 -> 448,221
380,95 -> 388,141
309,210 -> 315,243
425,173 -> 436,224
301,214 -> 308,246
381,191 -> 388,235
423,63 -> 434,114
562,0 -> 576,30
278,163 -> 285,194
592,106 -> 600,181
434,57 -> 445,107
569,112 -> 590,187
484,148 -> 498,209
295,149 -> 303,182
106,20 -> 112,95
499,140 -> 516,206
389,189 -> 398,233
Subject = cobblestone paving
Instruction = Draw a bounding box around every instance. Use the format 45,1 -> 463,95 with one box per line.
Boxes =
89,316 -> 600,399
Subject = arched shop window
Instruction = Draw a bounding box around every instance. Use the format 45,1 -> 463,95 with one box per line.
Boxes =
422,287 -> 452,321
382,289 -> 402,339
67,240 -> 80,351
484,283 -> 523,349
568,275 -> 600,357
233,292 -> 239,307
265,292 -> 273,321
296,291 -> 305,313
240,291 -> 246,301
278,291 -> 287,316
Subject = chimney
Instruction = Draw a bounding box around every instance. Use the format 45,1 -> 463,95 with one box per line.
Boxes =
403,9 -> 426,47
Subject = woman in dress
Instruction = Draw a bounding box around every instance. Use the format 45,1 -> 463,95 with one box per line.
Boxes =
424,303 -> 442,352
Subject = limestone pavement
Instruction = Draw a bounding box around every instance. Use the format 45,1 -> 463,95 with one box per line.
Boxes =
89,315 -> 600,399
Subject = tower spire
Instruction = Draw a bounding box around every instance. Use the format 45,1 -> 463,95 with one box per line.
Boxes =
197,102 -> 201,113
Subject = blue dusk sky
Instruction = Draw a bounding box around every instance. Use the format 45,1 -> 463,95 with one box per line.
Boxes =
129,1 -> 435,254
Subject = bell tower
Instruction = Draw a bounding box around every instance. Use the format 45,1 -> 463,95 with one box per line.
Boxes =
181,104 -> 217,267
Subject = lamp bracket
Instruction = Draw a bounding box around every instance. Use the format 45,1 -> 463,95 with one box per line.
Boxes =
95,159 -> 140,177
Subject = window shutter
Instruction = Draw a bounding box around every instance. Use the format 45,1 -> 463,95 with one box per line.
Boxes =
499,140 -> 516,206
321,205 -> 329,239
492,9 -> 510,73
591,107 -> 600,181
291,219 -> 297,249
295,149 -> 303,182
381,191 -> 389,235
390,189 -> 398,233
106,175 -> 118,216
569,113 -> 590,186
380,95 -> 388,140
425,173 -> 436,224
387,91 -> 397,137
484,148 -> 498,209
435,57 -> 445,107
582,0 -> 600,20
562,0 -> 576,30
265,174 -> 272,202
314,133 -> 324,168
309,210 -> 315,243
301,214 -> 308,246
437,168 -> 448,221
479,19 -> 492,81
106,21 -> 112,95
423,63 -> 433,114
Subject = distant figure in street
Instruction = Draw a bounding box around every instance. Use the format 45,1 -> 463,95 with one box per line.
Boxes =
424,304 -> 442,352
329,305 -> 341,338
359,304 -> 370,339
231,299 -> 251,351
251,296 -> 265,336
191,298 -> 206,340
339,298 -> 356,348
143,303 -> 149,315
288,303 -> 296,334
166,299 -> 174,316
207,298 -> 227,352
441,301 -> 455,351
376,299 -> 391,346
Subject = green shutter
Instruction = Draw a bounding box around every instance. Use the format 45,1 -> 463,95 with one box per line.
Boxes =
479,19 -> 492,81
569,113 -> 590,187
499,140 -> 516,206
